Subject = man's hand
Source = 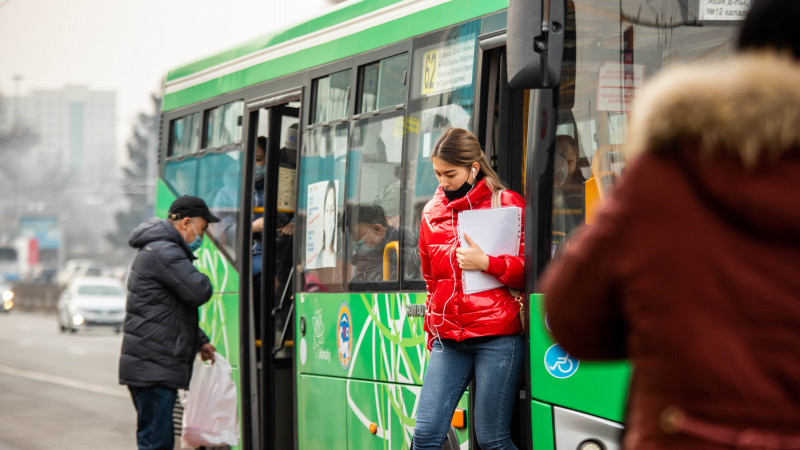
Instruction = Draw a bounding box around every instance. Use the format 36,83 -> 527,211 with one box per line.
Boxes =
278,222 -> 295,236
252,217 -> 264,233
456,234 -> 490,271
199,342 -> 216,364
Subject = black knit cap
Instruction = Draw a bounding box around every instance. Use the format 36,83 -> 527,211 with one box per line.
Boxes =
168,195 -> 220,223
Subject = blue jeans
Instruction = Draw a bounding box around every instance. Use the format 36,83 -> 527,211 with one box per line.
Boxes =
128,386 -> 177,450
412,335 -> 524,450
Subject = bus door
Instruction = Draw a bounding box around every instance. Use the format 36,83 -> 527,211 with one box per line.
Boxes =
244,94 -> 301,450
475,37 -> 531,448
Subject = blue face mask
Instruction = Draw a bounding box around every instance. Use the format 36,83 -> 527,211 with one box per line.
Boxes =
186,221 -> 203,252
254,164 -> 266,181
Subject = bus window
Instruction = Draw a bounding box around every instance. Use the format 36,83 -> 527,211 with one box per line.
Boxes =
164,158 -> 198,197
357,53 -> 408,114
312,70 -> 351,124
550,0 -> 737,257
299,69 -> 352,292
203,151 -> 243,259
205,100 -> 243,149
299,124 -> 348,292
403,21 -> 479,283
346,113 -> 420,288
168,112 -> 201,157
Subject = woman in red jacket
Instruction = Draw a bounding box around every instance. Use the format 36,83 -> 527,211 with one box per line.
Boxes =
412,128 -> 525,450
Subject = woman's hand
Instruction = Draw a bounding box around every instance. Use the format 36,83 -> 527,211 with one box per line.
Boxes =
456,234 -> 489,271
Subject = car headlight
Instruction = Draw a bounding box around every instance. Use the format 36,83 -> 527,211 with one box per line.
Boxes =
72,314 -> 85,326
2,289 -> 13,302
2,299 -> 12,311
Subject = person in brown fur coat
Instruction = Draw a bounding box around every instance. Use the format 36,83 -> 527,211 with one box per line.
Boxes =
540,0 -> 800,448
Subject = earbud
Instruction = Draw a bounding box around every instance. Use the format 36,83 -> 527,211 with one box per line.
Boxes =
472,167 -> 477,177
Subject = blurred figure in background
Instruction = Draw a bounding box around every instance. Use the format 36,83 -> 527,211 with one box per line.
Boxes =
541,0 -> 800,448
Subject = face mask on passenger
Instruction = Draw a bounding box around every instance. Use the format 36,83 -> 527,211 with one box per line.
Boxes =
254,164 -> 266,181
443,180 -> 474,202
443,167 -> 480,202
185,221 -> 203,252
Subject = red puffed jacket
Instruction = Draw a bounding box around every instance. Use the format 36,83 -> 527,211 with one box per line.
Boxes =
419,179 -> 525,350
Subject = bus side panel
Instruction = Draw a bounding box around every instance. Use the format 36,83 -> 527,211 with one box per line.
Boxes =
343,380 -> 470,449
296,292 -> 427,383
529,294 -> 630,422
297,292 -> 471,449
531,400 -> 555,449
346,378 -> 419,449
154,179 -> 175,219
298,374 -> 348,450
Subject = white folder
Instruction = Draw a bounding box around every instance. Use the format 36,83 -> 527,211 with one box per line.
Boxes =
457,206 -> 522,294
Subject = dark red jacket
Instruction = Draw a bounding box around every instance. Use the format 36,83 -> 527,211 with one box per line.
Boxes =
419,179 -> 525,350
541,55 -> 800,449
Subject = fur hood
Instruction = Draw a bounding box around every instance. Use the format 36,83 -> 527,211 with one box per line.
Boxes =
626,53 -> 800,166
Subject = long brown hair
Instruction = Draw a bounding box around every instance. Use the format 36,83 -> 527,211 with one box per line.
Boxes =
430,127 -> 506,193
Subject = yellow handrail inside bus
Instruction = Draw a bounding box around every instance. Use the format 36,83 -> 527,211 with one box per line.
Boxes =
584,176 -> 600,226
383,241 -> 399,281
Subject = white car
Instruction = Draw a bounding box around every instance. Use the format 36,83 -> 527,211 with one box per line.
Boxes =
57,276 -> 126,333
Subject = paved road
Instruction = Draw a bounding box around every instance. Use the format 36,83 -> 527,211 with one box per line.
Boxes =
0,310 -> 136,450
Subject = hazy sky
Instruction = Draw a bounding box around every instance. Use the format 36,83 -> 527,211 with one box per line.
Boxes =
0,0 -> 335,160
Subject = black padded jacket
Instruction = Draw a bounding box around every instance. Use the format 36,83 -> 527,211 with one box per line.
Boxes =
118,218 -> 212,389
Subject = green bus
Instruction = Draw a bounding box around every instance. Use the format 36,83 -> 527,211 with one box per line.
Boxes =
157,0 -> 747,448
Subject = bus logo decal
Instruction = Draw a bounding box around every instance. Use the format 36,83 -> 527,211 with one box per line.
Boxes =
337,302 -> 353,370
544,344 -> 579,379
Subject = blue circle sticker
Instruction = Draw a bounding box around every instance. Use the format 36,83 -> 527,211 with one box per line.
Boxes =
544,344 -> 579,379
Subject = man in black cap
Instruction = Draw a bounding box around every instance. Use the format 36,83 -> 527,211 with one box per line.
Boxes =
119,195 -> 220,450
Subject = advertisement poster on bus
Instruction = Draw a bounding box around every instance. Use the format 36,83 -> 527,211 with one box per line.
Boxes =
305,180 -> 338,269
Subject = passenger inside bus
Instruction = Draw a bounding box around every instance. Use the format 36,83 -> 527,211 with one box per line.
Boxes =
350,204 -> 420,283
555,135 -> 586,209
552,135 -> 587,248
274,124 -> 297,301
251,136 -> 268,337
372,165 -> 402,228
252,129 -> 297,337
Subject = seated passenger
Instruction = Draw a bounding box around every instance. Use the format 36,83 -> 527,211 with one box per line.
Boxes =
351,204 -> 420,283
372,165 -> 402,228
555,135 -> 586,209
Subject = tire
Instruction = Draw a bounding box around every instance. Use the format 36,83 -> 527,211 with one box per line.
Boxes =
441,427 -> 459,450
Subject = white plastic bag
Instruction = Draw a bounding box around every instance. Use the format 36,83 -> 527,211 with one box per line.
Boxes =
181,353 -> 240,448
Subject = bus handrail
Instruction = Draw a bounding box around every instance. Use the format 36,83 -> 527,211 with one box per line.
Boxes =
382,241 -> 399,281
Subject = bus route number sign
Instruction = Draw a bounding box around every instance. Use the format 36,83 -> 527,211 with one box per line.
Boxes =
421,40 -> 476,96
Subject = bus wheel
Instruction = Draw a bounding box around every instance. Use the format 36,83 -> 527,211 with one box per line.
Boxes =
441,427 -> 459,450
